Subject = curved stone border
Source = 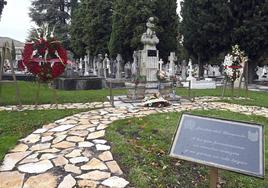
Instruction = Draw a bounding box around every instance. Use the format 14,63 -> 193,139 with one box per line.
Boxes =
0,102 -> 112,112
0,101 -> 268,188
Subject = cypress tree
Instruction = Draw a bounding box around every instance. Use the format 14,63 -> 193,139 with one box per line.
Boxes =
154,0 -> 179,61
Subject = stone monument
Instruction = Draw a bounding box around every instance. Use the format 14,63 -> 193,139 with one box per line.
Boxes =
140,17 -> 159,82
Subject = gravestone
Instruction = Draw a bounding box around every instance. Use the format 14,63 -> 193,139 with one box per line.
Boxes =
116,54 -> 123,79
168,52 -> 177,77
181,60 -> 187,80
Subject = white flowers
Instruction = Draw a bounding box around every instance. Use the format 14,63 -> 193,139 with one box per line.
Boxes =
222,45 -> 248,82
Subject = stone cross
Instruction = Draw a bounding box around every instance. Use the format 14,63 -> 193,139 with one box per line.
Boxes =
159,59 -> 164,71
186,59 -> 196,81
168,52 -> 177,76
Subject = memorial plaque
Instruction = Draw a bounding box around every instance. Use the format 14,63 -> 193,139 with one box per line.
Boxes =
148,50 -> 157,57
169,113 -> 264,178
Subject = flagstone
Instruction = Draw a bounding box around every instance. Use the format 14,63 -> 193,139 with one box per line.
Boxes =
21,134 -> 40,144
77,180 -> 98,188
30,143 -> 51,151
97,124 -> 108,130
78,141 -> 94,148
0,171 -> 25,188
96,144 -> 110,151
52,156 -> 69,166
87,127 -> 96,132
93,139 -> 107,144
10,143 -> 29,152
65,149 -> 82,158
81,158 -> 108,170
69,156 -> 89,164
0,151 -> 32,171
52,135 -> 67,144
98,151 -> 113,162
77,170 -> 111,181
18,160 -> 53,173
19,153 -> 39,164
23,173 -> 57,188
87,130 -> 105,140
33,128 -> 48,134
52,141 -> 76,149
69,130 -> 89,137
101,176 -> 129,188
58,174 -> 76,188
49,124 -> 75,132
41,136 -> 54,142
64,164 -> 82,174
106,161 -> 123,175
66,136 -> 84,142
40,153 -> 57,160
38,148 -> 60,153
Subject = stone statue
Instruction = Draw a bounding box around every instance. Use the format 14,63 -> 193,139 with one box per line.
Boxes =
141,17 -> 159,48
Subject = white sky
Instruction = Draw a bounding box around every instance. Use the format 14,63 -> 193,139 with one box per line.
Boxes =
0,0 -> 182,43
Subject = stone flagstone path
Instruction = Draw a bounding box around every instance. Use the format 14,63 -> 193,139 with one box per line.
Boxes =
0,100 -> 268,188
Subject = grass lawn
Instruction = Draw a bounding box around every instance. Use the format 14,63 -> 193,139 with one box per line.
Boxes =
106,110 -> 268,188
1,81 -> 268,108
0,81 -> 127,105
0,109 -> 86,161
177,87 -> 268,108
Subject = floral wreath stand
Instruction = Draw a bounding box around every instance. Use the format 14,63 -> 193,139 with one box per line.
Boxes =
23,40 -> 68,107
221,62 -> 249,99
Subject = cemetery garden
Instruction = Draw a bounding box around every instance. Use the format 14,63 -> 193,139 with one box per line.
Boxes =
0,0 -> 267,188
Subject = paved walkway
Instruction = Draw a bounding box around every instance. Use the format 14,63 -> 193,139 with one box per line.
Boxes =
0,99 -> 268,188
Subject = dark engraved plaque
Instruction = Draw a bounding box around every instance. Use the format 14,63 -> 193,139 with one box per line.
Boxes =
148,50 -> 157,57
169,113 -> 264,178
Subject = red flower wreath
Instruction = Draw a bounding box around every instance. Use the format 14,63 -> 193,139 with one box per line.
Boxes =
22,28 -> 68,82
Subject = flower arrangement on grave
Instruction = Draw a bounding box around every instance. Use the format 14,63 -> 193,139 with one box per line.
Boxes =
156,70 -> 168,82
22,25 -> 68,82
143,93 -> 171,108
223,45 -> 247,82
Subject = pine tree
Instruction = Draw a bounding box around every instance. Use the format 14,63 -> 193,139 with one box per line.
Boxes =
109,0 -> 153,61
181,0 -> 231,77
70,1 -> 86,58
154,0 -> 179,61
108,0 -> 127,58
29,0 -> 76,49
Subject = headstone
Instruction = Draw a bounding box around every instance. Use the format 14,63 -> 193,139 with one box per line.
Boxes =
140,17 -> 160,82
256,66 -> 268,80
186,59 -> 196,81
168,52 -> 177,76
93,56 -> 97,75
203,64 -> 209,78
84,55 -> 89,76
181,60 -> 187,80
124,62 -> 131,79
214,65 -> 221,77
116,54 -> 123,79
97,54 -> 103,77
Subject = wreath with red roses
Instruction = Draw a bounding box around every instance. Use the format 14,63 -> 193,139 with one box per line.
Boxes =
22,27 -> 68,82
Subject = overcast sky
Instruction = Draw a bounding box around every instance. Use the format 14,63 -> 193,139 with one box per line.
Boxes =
0,0 -> 182,43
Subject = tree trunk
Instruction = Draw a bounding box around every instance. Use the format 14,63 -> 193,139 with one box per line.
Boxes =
248,60 -> 257,84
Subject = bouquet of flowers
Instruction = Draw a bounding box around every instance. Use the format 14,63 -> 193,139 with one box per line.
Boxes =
22,25 -> 68,82
223,45 -> 248,82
